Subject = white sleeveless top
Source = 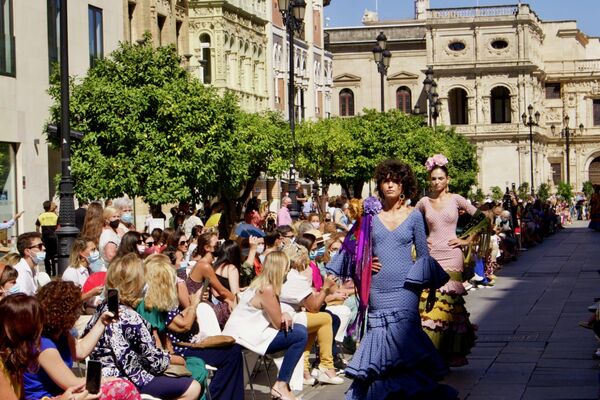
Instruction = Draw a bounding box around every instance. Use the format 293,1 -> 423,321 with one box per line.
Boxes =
222,288 -> 279,355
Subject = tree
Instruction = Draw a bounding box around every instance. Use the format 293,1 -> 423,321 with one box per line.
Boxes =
490,186 -> 503,202
582,181 -> 594,198
556,181 -> 573,201
517,182 -> 530,200
47,37 -> 290,233
537,183 -> 550,202
295,109 -> 478,198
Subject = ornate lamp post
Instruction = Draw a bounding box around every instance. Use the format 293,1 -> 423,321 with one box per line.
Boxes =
372,32 -> 391,113
55,0 -> 80,275
423,67 -> 442,128
278,0 -> 306,219
551,117 -> 584,186
521,104 -> 540,196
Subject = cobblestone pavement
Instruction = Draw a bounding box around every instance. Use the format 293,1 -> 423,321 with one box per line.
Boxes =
244,221 -> 600,399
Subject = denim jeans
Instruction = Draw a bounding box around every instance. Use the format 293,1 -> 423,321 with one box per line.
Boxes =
266,323 -> 308,383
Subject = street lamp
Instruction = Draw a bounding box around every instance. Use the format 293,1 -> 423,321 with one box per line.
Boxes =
278,0 -> 306,219
54,0 -> 80,276
551,117 -> 584,186
423,67 -> 441,128
521,104 -> 540,196
372,31 -> 391,112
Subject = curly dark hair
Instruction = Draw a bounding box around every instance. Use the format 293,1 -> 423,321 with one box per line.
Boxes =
0,294 -> 44,387
374,159 -> 418,200
37,281 -> 82,338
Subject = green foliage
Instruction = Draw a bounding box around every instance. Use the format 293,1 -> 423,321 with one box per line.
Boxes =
517,182 -> 530,200
490,186 -> 503,202
582,181 -> 594,198
556,181 -> 573,201
295,110 -> 477,197
537,183 -> 550,202
468,188 -> 485,203
47,39 -> 289,207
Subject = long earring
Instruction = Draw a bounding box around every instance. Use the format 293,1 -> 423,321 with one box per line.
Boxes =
399,193 -> 406,203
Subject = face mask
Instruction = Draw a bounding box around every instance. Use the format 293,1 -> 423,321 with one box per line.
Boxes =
179,260 -> 189,270
6,284 -> 20,295
89,258 -> 105,273
311,222 -> 320,229
329,250 -> 338,258
137,244 -> 146,254
109,219 -> 120,230
86,250 -> 100,265
33,251 -> 46,265
258,254 -> 266,264
316,247 -> 325,258
121,212 -> 133,224
309,250 -> 317,260
256,244 -> 265,254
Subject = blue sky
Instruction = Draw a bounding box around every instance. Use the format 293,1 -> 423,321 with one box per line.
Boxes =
324,0 -> 600,37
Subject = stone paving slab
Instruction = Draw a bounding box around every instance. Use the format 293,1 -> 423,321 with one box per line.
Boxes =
244,222 -> 600,399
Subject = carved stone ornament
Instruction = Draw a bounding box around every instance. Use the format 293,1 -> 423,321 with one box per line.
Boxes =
486,37 -> 511,56
444,39 -> 468,57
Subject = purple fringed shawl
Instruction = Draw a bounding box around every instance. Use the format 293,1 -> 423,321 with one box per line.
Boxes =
335,196 -> 382,338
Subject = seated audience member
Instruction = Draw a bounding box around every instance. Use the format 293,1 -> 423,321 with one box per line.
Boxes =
280,245 -> 343,385
15,232 -> 46,295
223,252 -> 308,400
85,254 -> 202,400
213,240 -> 242,296
24,281 -> 139,400
0,294 -> 102,400
63,238 -> 104,313
0,263 -> 19,298
140,254 -> 244,400
115,231 -> 145,259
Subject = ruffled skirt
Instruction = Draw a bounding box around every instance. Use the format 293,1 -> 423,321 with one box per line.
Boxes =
345,307 -> 458,400
419,288 -> 476,365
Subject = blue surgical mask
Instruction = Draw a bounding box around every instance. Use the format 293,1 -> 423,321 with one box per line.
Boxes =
34,251 -> 46,265
179,260 -> 189,270
7,284 -> 20,295
316,247 -> 325,258
309,250 -> 317,260
121,212 -> 133,224
89,258 -> 105,273
329,250 -> 338,259
86,250 -> 100,265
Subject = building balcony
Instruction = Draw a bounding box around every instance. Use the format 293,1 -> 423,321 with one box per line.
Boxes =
544,59 -> 600,78
428,5 -> 520,20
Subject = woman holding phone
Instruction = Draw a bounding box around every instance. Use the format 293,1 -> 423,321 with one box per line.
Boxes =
85,254 -> 201,400
21,281 -> 139,400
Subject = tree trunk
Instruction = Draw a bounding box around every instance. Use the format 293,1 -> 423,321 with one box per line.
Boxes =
352,181 -> 364,199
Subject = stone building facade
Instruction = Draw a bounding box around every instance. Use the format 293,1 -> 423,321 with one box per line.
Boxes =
187,0 -> 269,112
326,1 -> 600,193
0,0 -> 123,237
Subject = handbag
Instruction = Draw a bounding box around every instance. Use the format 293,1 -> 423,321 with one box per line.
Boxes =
176,335 -> 236,349
163,364 -> 193,377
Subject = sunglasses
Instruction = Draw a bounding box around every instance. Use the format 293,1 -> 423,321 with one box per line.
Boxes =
146,241 -> 154,246
28,243 -> 44,250
179,241 -> 188,246
136,240 -> 145,245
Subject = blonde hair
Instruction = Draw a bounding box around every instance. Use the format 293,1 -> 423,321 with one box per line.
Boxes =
105,253 -> 144,307
348,198 -> 363,221
68,238 -> 93,268
143,254 -> 178,312
103,206 -> 119,224
249,251 -> 289,296
0,252 -> 20,267
283,244 -> 309,272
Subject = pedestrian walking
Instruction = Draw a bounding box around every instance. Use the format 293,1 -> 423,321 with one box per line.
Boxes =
35,201 -> 58,276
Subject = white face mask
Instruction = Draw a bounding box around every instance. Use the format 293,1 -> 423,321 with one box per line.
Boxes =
256,244 -> 265,254
311,222 -> 320,229
33,251 -> 46,265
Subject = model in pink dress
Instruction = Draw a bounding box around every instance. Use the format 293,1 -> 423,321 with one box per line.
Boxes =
415,156 -> 477,367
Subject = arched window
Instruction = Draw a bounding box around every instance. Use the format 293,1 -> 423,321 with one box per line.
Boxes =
200,33 -> 211,84
339,89 -> 354,116
448,88 -> 468,125
396,87 -> 411,114
491,86 -> 511,123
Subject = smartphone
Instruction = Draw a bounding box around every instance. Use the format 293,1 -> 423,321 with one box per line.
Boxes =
107,288 -> 119,319
85,360 -> 102,394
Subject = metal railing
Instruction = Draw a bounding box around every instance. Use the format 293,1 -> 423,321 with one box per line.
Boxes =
429,5 -> 519,19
